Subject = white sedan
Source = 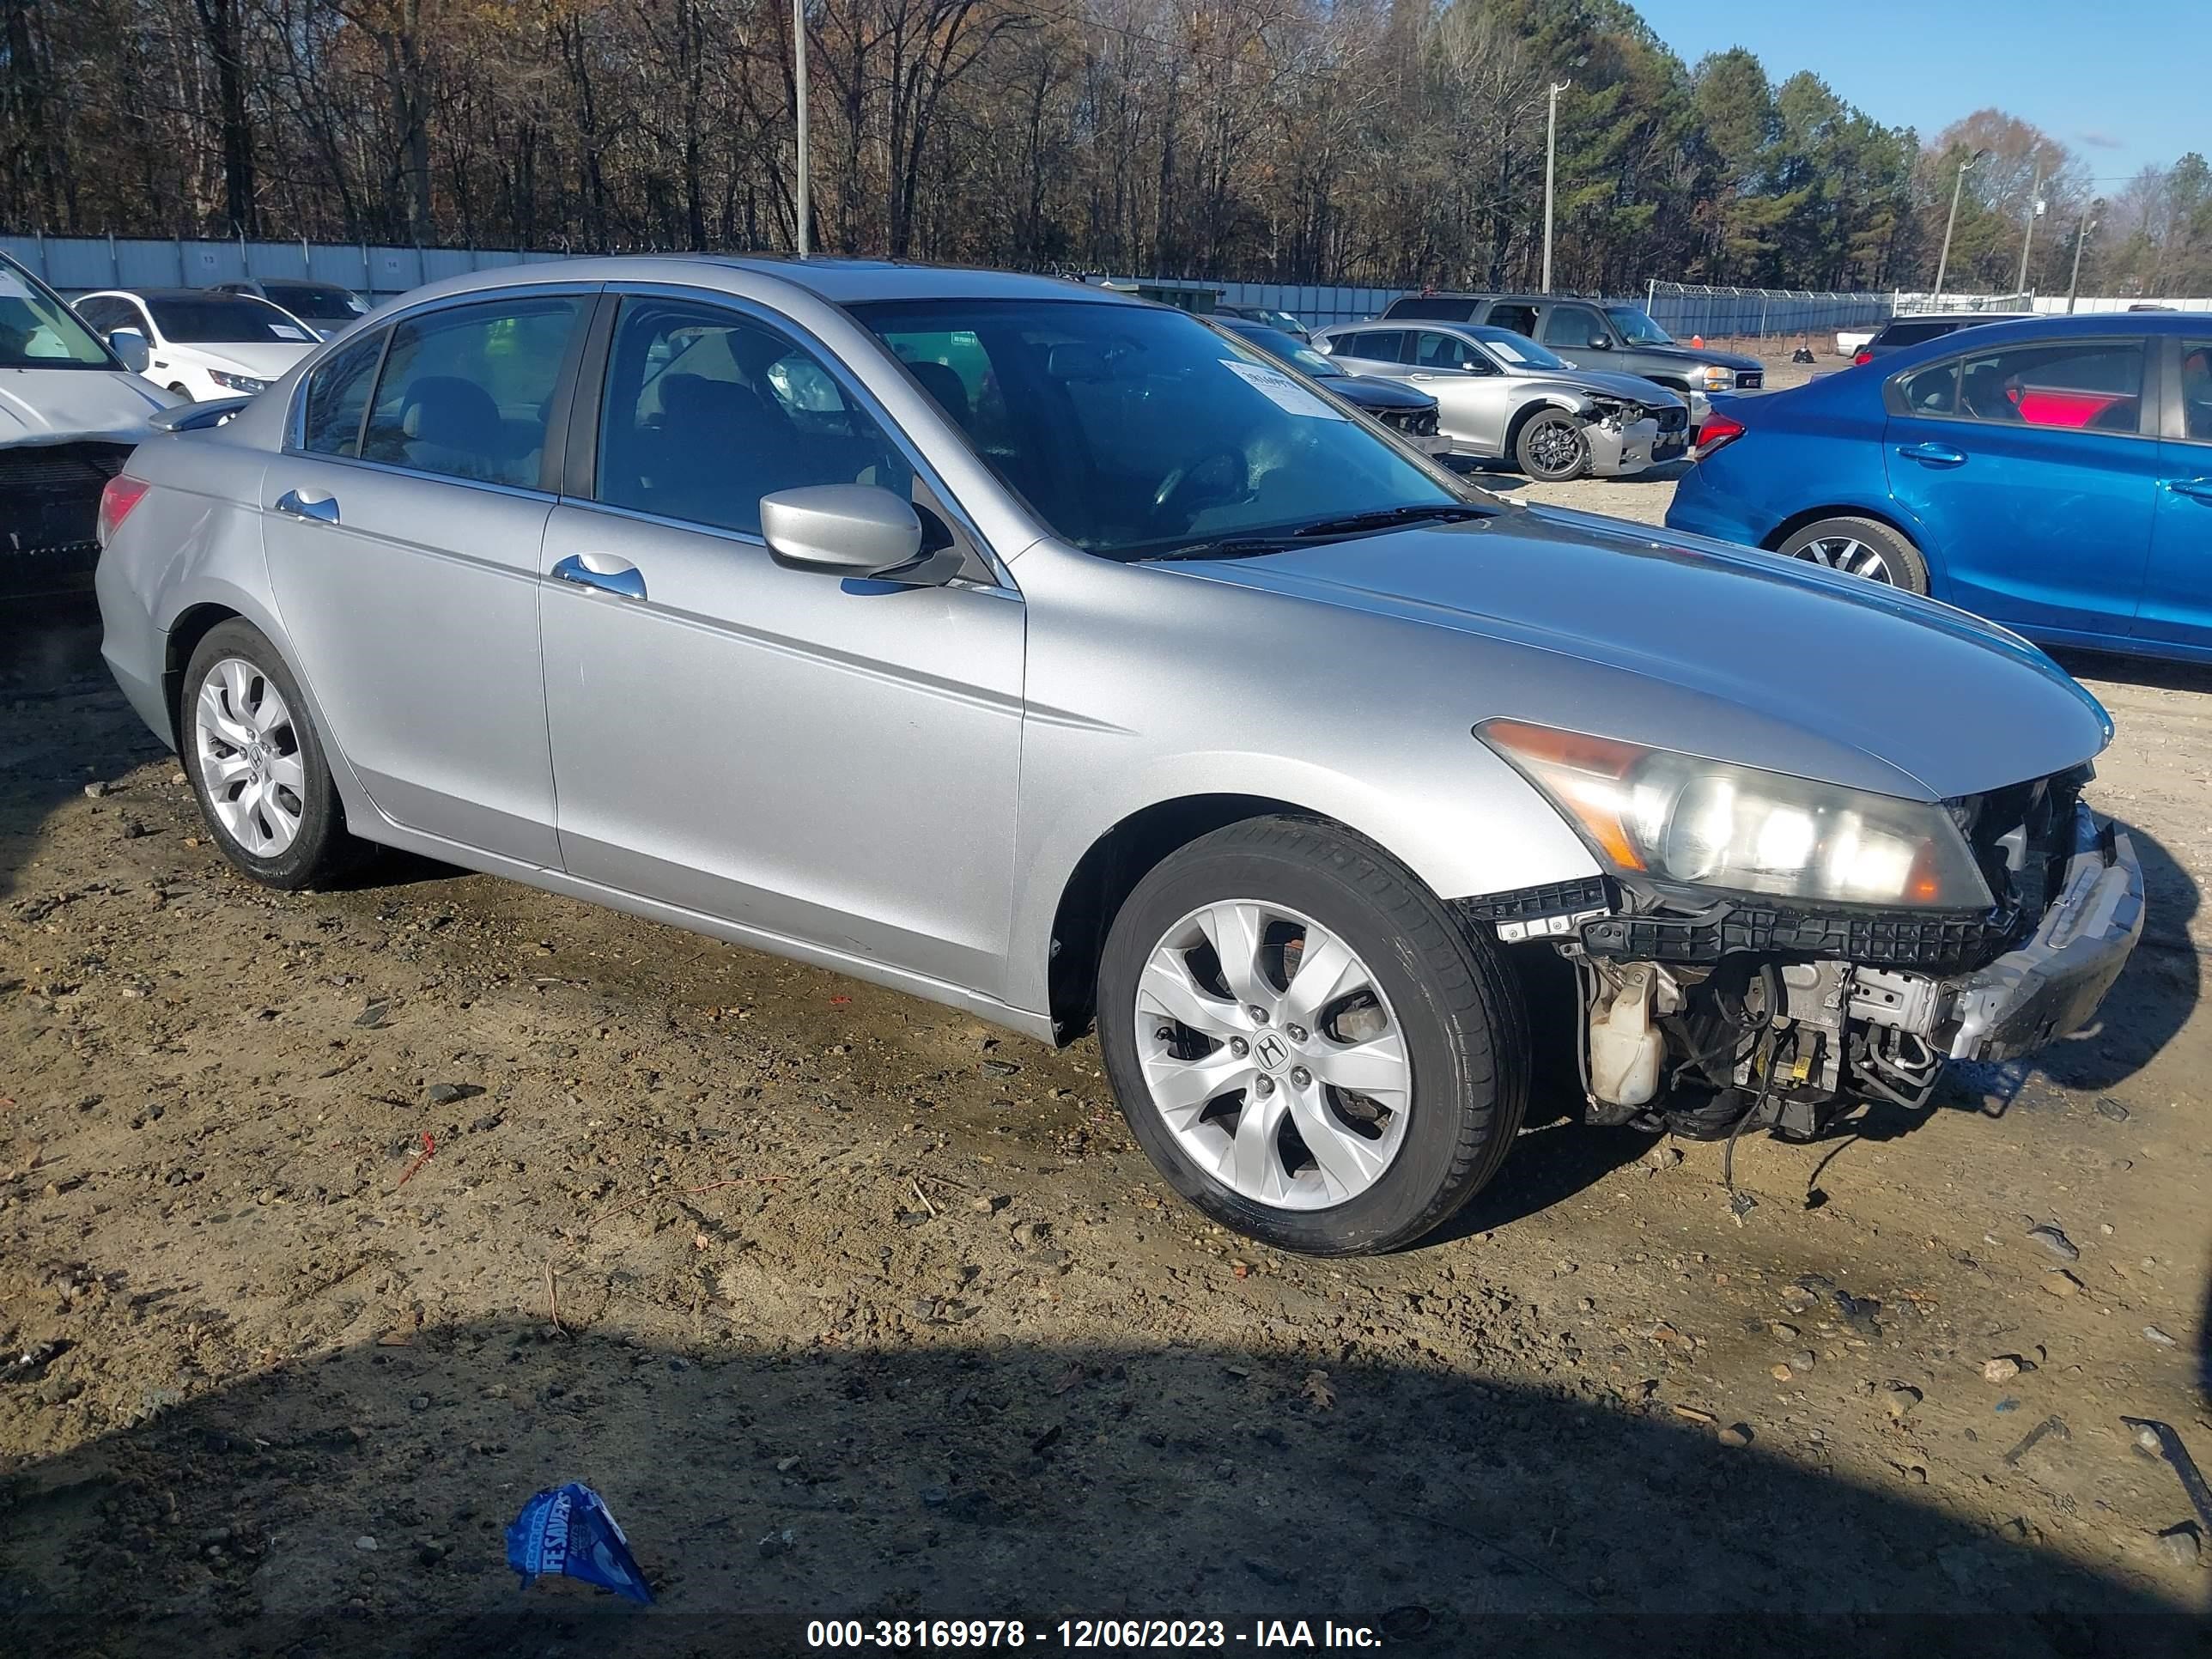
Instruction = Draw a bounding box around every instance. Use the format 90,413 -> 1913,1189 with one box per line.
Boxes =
71,288 -> 320,402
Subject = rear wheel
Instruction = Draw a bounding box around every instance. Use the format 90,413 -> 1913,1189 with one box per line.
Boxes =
1514,410 -> 1590,482
180,619 -> 363,890
1775,515 -> 1930,595
1097,817 -> 1528,1255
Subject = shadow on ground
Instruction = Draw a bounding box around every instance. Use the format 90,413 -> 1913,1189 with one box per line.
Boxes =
0,1323 -> 2203,1659
0,595 -> 166,901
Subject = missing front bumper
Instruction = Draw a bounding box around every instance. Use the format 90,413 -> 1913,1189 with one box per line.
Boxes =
1936,809 -> 2143,1061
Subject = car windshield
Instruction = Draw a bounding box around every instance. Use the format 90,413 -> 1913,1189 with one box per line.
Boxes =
1605,306 -> 1675,346
1466,327 -> 1568,371
146,295 -> 319,344
853,298 -> 1475,560
260,283 -> 368,322
1229,324 -> 1342,379
0,260 -> 114,369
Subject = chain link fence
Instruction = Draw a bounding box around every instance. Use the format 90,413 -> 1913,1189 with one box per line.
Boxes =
1642,282 -> 1893,347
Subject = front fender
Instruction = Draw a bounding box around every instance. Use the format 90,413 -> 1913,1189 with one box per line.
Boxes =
1006,738 -> 1598,1018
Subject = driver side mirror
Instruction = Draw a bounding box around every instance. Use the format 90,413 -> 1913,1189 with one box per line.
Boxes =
1585,335 -> 1613,350
761,483 -> 940,581
109,328 -> 150,374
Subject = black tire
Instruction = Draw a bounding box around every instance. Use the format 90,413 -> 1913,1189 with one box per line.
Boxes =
1513,409 -> 1590,482
1097,817 -> 1528,1256
179,618 -> 364,890
166,383 -> 191,398
1775,514 -> 1930,595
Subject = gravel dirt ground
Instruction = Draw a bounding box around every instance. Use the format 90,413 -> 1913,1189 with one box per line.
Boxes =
3,413 -> 2210,1655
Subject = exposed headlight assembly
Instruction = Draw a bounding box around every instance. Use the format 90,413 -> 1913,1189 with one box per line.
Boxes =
1479,720 -> 1992,910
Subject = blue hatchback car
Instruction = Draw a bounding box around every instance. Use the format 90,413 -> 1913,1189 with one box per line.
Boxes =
1666,313 -> 2212,664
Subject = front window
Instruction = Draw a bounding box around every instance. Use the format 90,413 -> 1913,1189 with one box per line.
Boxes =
1604,306 -> 1674,346
852,298 -> 1474,560
147,295 -> 319,345
0,258 -> 115,368
595,297 -> 912,537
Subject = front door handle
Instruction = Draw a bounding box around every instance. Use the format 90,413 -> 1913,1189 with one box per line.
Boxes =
1408,372 -> 1437,383
274,488 -> 340,523
1898,441 -> 1967,468
2163,477 -> 2212,504
550,552 -> 647,601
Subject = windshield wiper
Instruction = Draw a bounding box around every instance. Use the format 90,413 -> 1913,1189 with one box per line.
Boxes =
1136,536 -> 1301,562
1283,504 -> 1487,538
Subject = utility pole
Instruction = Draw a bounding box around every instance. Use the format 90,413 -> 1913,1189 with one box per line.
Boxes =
793,0 -> 810,258
1932,148 -> 1986,301
1541,82 -> 1570,294
2016,167 -> 2042,294
2066,202 -> 2101,313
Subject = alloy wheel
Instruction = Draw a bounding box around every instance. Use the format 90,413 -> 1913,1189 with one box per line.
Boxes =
1795,534 -> 1897,584
1134,900 -> 1411,1211
1525,416 -> 1583,477
194,656 -> 307,856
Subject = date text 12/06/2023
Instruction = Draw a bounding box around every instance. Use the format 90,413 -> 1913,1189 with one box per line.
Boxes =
805,1619 -> 1388,1649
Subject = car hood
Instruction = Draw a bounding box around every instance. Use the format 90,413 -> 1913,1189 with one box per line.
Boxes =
1321,374 -> 1435,411
0,366 -> 176,447
1167,506 -> 2110,802
183,343 -> 316,380
1527,368 -> 1686,407
1614,342 -> 1763,371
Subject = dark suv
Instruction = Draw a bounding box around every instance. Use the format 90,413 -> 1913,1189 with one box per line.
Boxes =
1381,292 -> 1763,431
1851,312 -> 2033,366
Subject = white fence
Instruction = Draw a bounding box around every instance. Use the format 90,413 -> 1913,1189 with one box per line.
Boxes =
12,231 -> 2206,336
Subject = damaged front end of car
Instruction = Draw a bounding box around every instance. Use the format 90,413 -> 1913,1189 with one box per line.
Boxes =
1468,721 -> 2145,1144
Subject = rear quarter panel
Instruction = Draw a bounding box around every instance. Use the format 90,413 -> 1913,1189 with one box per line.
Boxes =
95,422 -> 284,748
1667,378 -> 1899,553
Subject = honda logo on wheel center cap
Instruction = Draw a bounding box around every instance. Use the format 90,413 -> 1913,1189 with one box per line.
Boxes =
1255,1032 -> 1290,1072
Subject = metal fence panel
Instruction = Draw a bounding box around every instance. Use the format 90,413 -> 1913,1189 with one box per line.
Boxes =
1644,282 -> 1894,342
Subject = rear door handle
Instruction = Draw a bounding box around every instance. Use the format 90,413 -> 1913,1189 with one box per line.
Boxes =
550,552 -> 647,601
2163,477 -> 2212,504
1408,373 -> 1437,383
1898,441 -> 1967,468
274,488 -> 339,523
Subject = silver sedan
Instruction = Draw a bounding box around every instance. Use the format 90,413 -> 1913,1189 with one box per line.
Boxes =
1312,320 -> 1689,481
94,258 -> 2140,1255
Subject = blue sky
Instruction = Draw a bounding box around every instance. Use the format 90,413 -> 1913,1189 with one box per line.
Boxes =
1632,0 -> 2209,179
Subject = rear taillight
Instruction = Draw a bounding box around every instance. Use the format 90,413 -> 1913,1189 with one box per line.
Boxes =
1852,349 -> 1873,366
1692,412 -> 1746,460
97,475 -> 151,546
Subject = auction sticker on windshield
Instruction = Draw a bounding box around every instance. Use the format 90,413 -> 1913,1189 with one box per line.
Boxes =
1219,358 -> 1343,419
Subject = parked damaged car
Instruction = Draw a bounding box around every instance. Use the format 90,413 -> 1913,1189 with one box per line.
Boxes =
94,259 -> 2143,1256
1,252 -> 179,596
1209,316 -> 1448,455
1312,320 -> 1689,480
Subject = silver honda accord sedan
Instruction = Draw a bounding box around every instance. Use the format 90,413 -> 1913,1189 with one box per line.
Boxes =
94,257 -> 2145,1255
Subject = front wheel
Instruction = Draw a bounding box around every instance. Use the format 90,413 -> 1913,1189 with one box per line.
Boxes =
1513,410 -> 1590,482
1097,817 -> 1528,1255
1775,515 -> 1930,594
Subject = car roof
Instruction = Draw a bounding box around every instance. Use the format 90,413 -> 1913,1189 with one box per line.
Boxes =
87,287 -> 270,302
1880,311 -> 2033,325
380,254 -> 1132,311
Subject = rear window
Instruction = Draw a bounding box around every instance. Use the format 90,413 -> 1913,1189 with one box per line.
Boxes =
1384,297 -> 1478,321
1875,319 -> 1954,349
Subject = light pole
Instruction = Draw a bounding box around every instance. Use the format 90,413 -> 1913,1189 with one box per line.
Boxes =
2066,202 -> 2101,313
1540,82 -> 1569,295
793,0 -> 810,258
2016,167 -> 2042,294
1932,147 -> 1987,301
